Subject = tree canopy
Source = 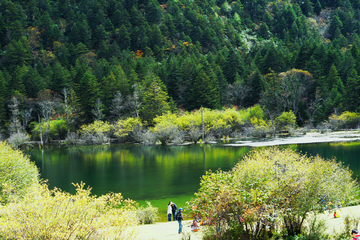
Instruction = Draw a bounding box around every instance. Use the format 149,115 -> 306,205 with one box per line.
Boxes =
1,0 -> 360,132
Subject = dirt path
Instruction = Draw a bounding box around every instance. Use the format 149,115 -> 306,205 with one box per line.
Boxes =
317,205 -> 360,234
136,220 -> 204,240
136,205 -> 360,239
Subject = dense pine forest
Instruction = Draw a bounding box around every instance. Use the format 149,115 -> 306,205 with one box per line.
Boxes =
1,0 -> 360,142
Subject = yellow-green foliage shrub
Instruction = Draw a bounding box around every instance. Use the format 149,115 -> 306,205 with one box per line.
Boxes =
275,111 -> 296,131
0,142 -> 39,204
239,105 -> 265,124
114,117 -> 142,140
0,182 -> 139,239
250,116 -> 271,137
31,118 -> 67,140
136,201 -> 159,224
154,108 -> 244,138
189,147 -> 357,238
80,120 -> 113,136
329,111 -> 360,130
79,120 -> 114,144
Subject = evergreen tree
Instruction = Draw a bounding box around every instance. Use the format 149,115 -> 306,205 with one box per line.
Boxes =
10,66 -> 27,95
329,14 -> 343,39
345,68 -> 360,111
263,11 -> 273,28
305,56 -> 322,81
5,38 -> 32,68
76,70 -> 100,122
289,22 -> 299,39
140,76 -> 170,125
101,71 -> 125,117
116,25 -> 131,50
258,23 -> 270,39
22,67 -> 45,98
325,87 -> 343,115
247,69 -> 265,107
93,25 -> 109,49
50,61 -> 71,94
68,20 -> 91,47
146,0 -> 162,24
314,1 -> 322,15
37,11 -> 61,49
299,0 -> 313,16
327,64 -> 344,94
188,70 -> 220,110
0,71 -> 7,129
262,45 -> 282,74
104,19 -> 115,33
223,49 -> 245,84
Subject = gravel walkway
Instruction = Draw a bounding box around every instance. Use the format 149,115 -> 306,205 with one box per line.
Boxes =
136,220 -> 204,240
137,205 -> 360,239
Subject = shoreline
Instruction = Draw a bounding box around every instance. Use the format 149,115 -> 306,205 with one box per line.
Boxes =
224,131 -> 360,147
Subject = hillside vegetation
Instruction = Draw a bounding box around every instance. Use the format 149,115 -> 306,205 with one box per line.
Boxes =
1,0 -> 360,138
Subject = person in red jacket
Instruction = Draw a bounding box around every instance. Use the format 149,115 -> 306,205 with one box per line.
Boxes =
352,229 -> 360,240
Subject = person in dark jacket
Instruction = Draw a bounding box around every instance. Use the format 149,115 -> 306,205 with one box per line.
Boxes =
352,229 -> 360,240
171,202 -> 177,221
177,208 -> 184,234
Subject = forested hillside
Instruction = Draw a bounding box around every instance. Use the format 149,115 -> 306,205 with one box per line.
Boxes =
1,0 -> 360,137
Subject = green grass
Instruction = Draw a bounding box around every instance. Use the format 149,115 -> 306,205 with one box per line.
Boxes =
136,194 -> 194,222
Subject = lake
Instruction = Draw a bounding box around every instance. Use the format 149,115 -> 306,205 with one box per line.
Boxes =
27,141 -> 360,221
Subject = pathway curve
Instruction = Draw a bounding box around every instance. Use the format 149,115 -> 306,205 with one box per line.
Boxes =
136,220 -> 204,240
137,205 -> 360,239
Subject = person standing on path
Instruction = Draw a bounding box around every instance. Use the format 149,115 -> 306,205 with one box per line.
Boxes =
352,229 -> 360,239
177,208 -> 184,234
167,201 -> 172,222
171,202 -> 177,221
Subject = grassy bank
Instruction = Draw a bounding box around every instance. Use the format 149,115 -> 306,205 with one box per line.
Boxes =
137,194 -> 194,222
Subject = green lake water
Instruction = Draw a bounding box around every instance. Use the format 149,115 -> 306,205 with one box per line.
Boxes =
27,141 -> 360,221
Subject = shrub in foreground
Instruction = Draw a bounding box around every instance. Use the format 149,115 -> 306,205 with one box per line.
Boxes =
188,147 -> 358,239
0,142 -> 39,204
0,182 -> 139,239
136,201 -> 159,224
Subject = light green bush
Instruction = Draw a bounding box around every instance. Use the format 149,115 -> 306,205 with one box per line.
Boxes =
31,118 -> 67,141
78,120 -> 113,144
275,111 -> 296,131
329,111 -> 360,130
79,120 -> 113,136
239,105 -> 265,123
189,147 -> 358,239
0,182 -> 139,239
114,117 -> 142,141
136,201 -> 159,224
0,142 -> 39,204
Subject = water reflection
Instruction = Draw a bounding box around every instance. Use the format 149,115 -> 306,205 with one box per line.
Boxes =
28,142 -> 360,205
28,144 -> 250,200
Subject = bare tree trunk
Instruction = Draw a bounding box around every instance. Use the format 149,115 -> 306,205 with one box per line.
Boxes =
267,110 -> 276,138
38,115 -> 43,146
63,88 -> 70,136
201,106 -> 205,141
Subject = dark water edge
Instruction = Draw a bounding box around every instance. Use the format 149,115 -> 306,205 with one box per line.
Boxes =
26,141 -> 360,221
